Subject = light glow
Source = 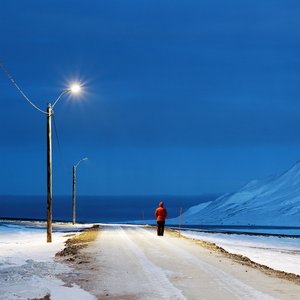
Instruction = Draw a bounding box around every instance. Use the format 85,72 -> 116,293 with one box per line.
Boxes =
69,83 -> 81,94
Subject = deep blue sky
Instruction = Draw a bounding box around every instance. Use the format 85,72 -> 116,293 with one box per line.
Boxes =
1,0 -> 300,196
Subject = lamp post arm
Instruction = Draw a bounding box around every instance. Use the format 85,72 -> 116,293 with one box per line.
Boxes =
75,157 -> 88,168
52,90 -> 69,109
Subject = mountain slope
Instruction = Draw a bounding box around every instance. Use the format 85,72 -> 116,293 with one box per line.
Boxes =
170,162 -> 300,226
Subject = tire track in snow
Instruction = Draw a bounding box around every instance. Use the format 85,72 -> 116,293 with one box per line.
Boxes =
130,227 -> 276,300
116,226 -> 186,300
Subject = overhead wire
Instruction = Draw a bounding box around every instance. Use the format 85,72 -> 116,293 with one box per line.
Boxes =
52,113 -> 70,175
0,62 -> 47,114
1,62 -> 73,175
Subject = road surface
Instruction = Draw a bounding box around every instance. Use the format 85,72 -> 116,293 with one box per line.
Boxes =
70,225 -> 300,299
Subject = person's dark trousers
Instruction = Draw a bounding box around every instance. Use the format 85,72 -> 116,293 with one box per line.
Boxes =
157,221 -> 165,236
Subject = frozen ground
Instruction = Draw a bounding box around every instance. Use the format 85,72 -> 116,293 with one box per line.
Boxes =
179,230 -> 300,276
1,222 -> 300,299
71,225 -> 300,299
0,221 -> 96,300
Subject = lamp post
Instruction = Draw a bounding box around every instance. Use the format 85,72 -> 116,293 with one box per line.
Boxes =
72,157 -> 88,225
0,63 -> 82,242
46,84 -> 81,242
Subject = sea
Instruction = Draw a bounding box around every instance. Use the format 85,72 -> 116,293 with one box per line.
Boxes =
0,194 -> 217,223
2,195 -> 300,237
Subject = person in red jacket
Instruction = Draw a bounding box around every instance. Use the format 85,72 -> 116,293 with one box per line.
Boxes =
155,201 -> 167,236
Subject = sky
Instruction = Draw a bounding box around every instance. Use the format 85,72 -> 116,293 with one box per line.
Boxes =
1,0 -> 300,196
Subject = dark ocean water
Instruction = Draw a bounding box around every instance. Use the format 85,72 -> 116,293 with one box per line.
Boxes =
173,225 -> 300,237
0,195 -> 217,223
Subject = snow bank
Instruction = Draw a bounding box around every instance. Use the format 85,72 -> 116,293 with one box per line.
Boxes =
181,230 -> 300,275
0,221 -> 96,300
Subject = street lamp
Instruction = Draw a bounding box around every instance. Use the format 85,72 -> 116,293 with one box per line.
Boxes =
46,83 -> 81,242
0,63 -> 82,242
72,157 -> 88,225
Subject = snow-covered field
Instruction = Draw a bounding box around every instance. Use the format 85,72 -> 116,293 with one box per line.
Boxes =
180,230 -> 300,275
0,221 -> 96,300
1,221 -> 300,299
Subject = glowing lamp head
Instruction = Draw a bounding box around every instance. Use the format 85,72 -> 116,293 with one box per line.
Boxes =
69,83 -> 81,94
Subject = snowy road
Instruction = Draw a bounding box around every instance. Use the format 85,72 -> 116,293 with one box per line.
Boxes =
75,225 -> 300,300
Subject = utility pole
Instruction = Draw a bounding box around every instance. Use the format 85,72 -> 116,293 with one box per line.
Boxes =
47,103 -> 53,243
72,165 -> 76,225
178,207 -> 182,238
0,63 -> 82,243
72,157 -> 88,225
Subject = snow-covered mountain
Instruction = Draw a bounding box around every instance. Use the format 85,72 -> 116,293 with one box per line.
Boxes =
169,162 -> 300,226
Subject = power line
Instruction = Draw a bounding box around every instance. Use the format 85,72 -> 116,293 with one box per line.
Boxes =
52,114 -> 70,175
0,62 -> 47,114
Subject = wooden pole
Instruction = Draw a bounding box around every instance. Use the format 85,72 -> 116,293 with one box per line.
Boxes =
47,103 -> 53,243
72,165 -> 76,225
178,207 -> 183,238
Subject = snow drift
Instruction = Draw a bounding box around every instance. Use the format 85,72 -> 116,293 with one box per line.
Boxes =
170,162 -> 300,226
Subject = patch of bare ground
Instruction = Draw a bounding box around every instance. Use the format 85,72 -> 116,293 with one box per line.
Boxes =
37,226 -> 100,300
166,228 -> 300,285
31,294 -> 51,300
55,225 -> 100,292
55,225 -> 100,262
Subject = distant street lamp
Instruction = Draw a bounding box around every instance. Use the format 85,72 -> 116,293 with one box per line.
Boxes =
72,157 -> 88,224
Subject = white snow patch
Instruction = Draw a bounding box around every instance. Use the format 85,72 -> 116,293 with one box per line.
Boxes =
0,221 -> 96,299
181,230 -> 300,275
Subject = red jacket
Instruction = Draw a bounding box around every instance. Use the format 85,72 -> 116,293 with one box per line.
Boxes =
155,202 -> 167,221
